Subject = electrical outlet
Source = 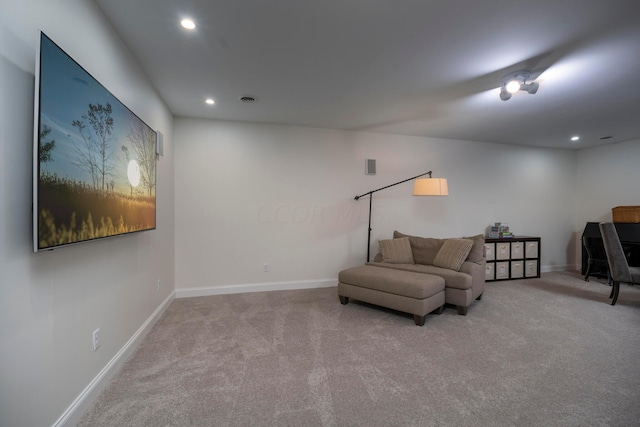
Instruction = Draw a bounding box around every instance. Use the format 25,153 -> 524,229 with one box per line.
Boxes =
92,328 -> 101,351
263,263 -> 269,272
157,279 -> 160,292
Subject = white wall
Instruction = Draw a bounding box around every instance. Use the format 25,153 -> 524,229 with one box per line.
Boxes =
174,117 -> 578,293
576,139 -> 640,223
2,2 -> 635,424
575,139 -> 640,263
0,1 -> 174,426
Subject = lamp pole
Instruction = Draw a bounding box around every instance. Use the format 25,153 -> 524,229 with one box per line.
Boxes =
354,171 -> 432,263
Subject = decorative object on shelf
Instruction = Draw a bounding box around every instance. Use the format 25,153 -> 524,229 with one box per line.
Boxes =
354,171 -> 448,262
488,222 -> 513,238
612,206 -> 640,223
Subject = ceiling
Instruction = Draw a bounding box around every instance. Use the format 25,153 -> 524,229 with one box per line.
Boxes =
95,0 -> 640,149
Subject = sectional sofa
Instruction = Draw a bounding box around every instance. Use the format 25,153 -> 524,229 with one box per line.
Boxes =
338,231 -> 486,325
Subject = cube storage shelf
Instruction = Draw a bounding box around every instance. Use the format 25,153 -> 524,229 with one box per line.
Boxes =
484,236 -> 541,281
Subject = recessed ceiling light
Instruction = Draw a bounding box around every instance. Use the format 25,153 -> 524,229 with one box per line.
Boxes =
181,18 -> 196,30
570,136 -> 580,141
205,98 -> 215,105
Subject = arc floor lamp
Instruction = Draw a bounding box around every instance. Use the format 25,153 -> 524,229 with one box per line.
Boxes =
354,171 -> 448,262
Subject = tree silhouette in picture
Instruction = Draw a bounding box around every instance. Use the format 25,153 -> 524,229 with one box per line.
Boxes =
127,120 -> 156,197
120,145 -> 134,197
71,102 -> 115,190
39,125 -> 56,165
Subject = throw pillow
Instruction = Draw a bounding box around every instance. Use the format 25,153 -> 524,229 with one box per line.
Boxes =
433,238 -> 474,271
394,231 -> 443,265
379,237 -> 415,264
463,234 -> 485,263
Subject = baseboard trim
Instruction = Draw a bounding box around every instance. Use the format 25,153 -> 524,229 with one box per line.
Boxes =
175,278 -> 337,299
541,264 -> 578,273
53,291 -> 175,427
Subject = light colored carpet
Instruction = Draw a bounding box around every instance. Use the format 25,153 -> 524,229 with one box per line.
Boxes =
79,272 -> 640,426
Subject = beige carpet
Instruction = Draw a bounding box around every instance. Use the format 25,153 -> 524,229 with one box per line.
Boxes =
79,272 -> 640,426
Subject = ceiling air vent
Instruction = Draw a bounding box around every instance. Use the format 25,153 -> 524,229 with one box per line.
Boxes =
240,96 -> 256,103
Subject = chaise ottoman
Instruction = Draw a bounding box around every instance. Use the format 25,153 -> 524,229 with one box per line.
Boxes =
338,265 -> 446,326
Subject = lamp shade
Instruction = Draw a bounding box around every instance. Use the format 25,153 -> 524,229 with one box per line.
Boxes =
412,178 -> 448,196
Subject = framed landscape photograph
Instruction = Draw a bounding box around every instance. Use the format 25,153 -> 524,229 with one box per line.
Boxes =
33,32 -> 157,252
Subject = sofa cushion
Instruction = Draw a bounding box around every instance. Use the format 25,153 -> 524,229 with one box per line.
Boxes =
379,237 -> 414,264
393,231 -> 443,265
367,262 -> 473,291
463,234 -> 485,264
394,231 -> 485,265
433,238 -> 474,271
339,265 -> 444,299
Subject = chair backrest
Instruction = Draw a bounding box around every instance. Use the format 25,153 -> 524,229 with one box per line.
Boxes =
599,222 -> 632,282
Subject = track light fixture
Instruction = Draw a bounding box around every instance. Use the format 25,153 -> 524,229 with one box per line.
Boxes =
499,70 -> 539,101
